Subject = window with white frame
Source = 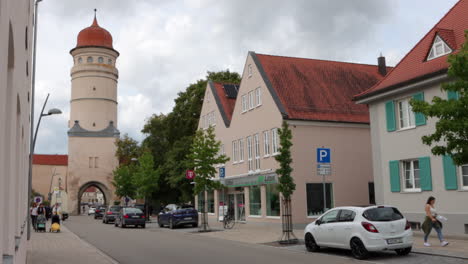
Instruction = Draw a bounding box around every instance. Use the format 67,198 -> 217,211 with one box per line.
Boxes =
247,136 -> 253,172
397,98 -> 415,129
242,95 -> 247,112
239,139 -> 244,162
248,64 -> 252,77
271,128 -> 279,154
427,35 -> 452,61
232,141 -> 238,163
402,160 -> 420,191
248,91 -> 255,110
462,165 -> 468,190
255,87 -> 262,107
254,134 -> 260,171
263,131 -> 270,156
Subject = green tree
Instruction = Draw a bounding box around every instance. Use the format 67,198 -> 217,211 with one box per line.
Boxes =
133,151 -> 160,200
112,165 -> 136,203
188,126 -> 229,231
275,121 -> 297,244
411,32 -> 468,165
275,121 -> 296,199
115,134 -> 141,165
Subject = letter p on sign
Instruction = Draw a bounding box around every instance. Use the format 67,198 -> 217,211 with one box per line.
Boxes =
317,148 -> 331,163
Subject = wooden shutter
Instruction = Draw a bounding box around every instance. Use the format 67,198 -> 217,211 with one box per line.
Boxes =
385,101 -> 396,132
419,157 -> 432,191
412,92 -> 426,126
389,160 -> 400,192
443,155 -> 458,190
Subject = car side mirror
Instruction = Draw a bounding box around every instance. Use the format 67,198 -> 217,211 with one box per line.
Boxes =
315,219 -> 321,226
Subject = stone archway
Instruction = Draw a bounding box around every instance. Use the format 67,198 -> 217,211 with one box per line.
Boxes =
77,181 -> 111,214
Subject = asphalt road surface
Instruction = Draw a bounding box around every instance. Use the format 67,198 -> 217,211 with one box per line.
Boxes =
65,216 -> 465,264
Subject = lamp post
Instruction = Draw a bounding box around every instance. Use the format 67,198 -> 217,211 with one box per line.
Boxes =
27,93 -> 61,239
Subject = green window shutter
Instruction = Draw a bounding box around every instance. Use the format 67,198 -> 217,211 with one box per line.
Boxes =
419,157 -> 432,191
389,160 -> 400,192
412,92 -> 426,126
448,91 -> 459,100
443,155 -> 458,190
385,101 -> 396,132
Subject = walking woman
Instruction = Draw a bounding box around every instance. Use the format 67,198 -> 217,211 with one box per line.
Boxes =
422,196 -> 449,247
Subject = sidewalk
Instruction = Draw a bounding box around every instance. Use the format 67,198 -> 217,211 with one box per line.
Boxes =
27,223 -> 118,264
185,217 -> 468,259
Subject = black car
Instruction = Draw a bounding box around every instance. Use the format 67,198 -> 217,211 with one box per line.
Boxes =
102,205 -> 121,224
94,206 -> 107,219
158,204 -> 198,229
115,207 -> 145,228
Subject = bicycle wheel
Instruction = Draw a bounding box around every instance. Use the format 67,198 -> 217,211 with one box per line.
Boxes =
224,216 -> 235,229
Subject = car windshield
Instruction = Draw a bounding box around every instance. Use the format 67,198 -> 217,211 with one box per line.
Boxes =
125,208 -> 143,214
363,207 -> 404,222
110,206 -> 121,212
177,204 -> 194,209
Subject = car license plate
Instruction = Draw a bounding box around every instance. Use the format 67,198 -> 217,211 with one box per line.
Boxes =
132,216 -> 139,218
387,238 -> 403,244
184,217 -> 192,220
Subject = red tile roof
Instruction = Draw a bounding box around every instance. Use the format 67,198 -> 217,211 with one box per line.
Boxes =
33,154 -> 68,166
76,16 -> 114,50
210,81 -> 237,126
355,0 -> 467,100
254,53 -> 390,123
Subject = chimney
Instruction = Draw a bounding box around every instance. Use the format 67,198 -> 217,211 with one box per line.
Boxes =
378,54 -> 387,76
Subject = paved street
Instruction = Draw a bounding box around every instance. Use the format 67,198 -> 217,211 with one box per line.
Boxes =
63,216 -> 466,264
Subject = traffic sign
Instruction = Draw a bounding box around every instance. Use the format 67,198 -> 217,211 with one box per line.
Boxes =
186,170 -> 195,180
317,164 -> 331,175
219,167 -> 225,178
317,148 -> 331,163
34,196 -> 43,204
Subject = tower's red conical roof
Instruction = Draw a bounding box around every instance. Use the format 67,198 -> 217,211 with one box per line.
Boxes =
76,15 -> 113,49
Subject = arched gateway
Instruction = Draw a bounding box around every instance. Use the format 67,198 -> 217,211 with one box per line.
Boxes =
66,13 -> 120,214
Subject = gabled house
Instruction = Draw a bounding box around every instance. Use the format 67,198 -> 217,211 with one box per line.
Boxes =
197,51 -> 390,226
355,0 -> 468,235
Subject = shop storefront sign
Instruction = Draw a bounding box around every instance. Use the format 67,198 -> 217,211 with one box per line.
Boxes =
223,173 -> 278,187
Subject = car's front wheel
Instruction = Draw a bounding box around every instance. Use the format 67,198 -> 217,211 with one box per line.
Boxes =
350,238 -> 369,260
305,233 -> 320,252
395,247 -> 412,256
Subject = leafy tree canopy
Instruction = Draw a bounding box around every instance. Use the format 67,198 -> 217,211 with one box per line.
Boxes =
275,121 -> 296,199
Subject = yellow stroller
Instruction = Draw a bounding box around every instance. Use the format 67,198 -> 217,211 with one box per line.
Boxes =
49,213 -> 61,233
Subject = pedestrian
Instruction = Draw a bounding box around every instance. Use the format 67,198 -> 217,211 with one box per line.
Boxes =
30,203 -> 38,230
52,203 -> 61,216
37,203 -> 46,217
422,196 -> 449,247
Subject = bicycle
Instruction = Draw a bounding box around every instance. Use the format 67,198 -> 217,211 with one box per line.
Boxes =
223,212 -> 235,229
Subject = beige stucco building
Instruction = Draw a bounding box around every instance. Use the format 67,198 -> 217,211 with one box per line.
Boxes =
196,51 -> 390,227
355,0 -> 468,236
0,0 -> 34,263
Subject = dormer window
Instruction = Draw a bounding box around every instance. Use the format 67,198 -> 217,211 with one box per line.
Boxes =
427,35 -> 452,61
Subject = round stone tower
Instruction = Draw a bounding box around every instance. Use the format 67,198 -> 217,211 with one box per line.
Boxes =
67,13 -> 120,214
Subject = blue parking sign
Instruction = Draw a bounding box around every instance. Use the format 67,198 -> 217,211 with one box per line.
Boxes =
317,148 -> 331,163
220,167 -> 226,178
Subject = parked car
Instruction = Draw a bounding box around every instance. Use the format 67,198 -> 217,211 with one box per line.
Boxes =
88,206 -> 96,215
103,205 -> 122,224
304,206 -> 413,260
158,204 -> 198,229
134,204 -> 146,216
115,207 -> 145,228
94,206 -> 107,219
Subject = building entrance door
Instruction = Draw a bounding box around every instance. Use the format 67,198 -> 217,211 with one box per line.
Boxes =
235,193 -> 245,221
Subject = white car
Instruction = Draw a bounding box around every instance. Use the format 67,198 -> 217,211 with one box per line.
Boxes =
304,205 -> 413,259
88,206 -> 96,215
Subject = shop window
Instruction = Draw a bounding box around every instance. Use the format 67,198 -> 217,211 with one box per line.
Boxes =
197,192 -> 205,212
249,185 -> 261,216
266,184 -> 280,216
306,183 -> 333,216
207,191 -> 214,213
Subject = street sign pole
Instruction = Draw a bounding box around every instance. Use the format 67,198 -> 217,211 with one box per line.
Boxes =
322,174 -> 326,213
317,148 -> 331,213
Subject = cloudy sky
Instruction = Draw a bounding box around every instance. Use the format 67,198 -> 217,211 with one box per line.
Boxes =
34,0 -> 459,154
